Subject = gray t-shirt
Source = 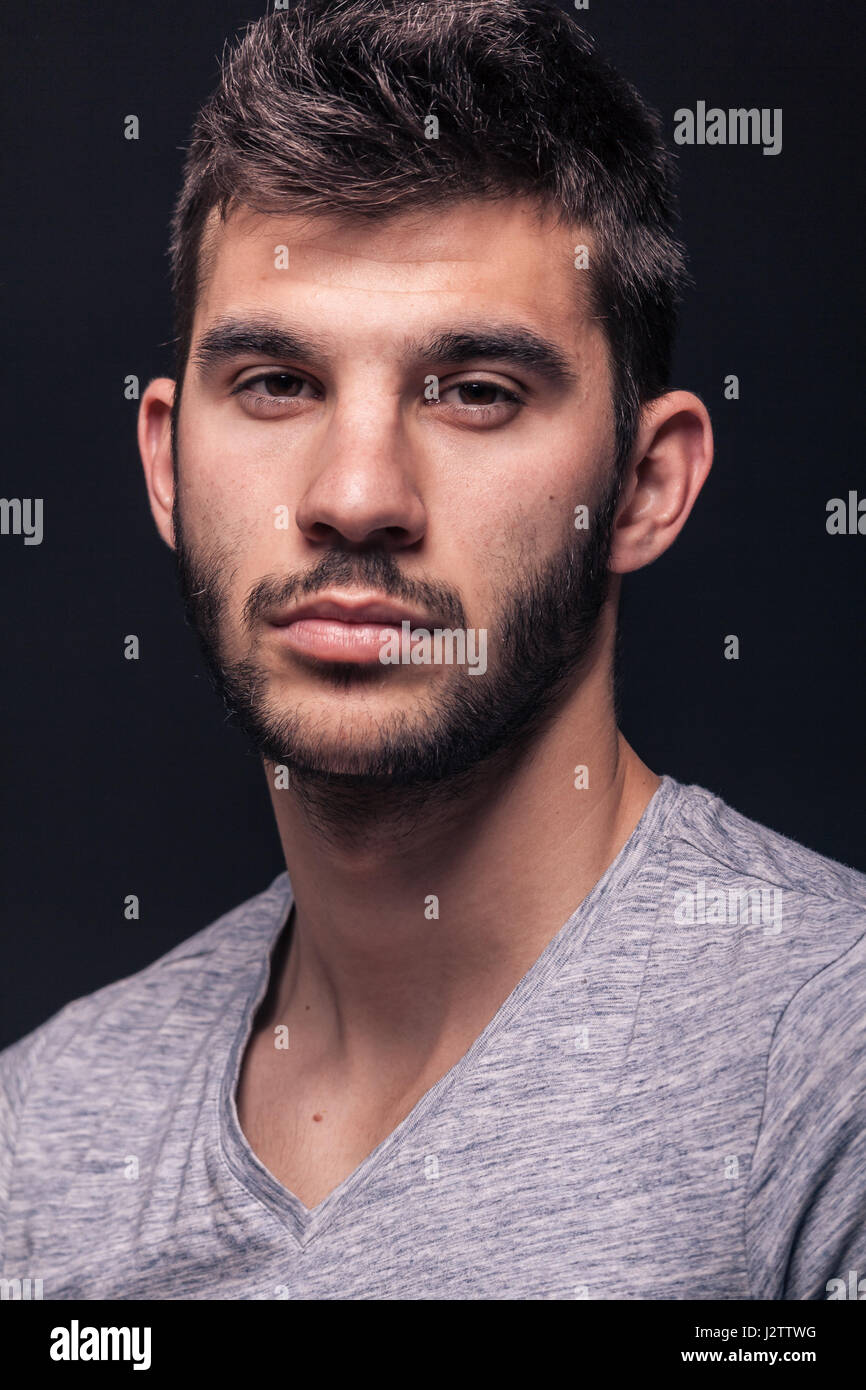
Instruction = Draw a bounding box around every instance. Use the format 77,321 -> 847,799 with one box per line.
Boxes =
2,774 -> 865,1300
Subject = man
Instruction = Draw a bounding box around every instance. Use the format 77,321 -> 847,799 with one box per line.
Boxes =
1,0 -> 864,1301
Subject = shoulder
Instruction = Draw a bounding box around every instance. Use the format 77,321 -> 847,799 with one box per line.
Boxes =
655,776 -> 866,1111
0,870 -> 291,1241
664,776 -> 866,913
656,780 -> 866,1296
659,776 -> 866,958
743,919 -> 866,1299
0,870 -> 292,1099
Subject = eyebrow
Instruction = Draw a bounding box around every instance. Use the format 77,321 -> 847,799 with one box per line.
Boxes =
414,328 -> 578,387
190,317 -> 579,388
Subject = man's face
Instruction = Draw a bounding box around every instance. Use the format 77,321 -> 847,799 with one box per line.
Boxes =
172,198 -> 621,786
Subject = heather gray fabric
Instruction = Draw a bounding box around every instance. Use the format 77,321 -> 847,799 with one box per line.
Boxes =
2,774 -> 865,1301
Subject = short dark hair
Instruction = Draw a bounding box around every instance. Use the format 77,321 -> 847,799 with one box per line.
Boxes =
169,0 -> 690,474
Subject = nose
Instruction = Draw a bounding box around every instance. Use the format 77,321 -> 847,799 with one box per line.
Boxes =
295,390 -> 427,550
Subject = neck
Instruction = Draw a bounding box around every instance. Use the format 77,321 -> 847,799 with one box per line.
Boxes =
259,661 -> 660,1074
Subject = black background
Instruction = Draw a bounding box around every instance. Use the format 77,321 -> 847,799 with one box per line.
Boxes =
1,0 -> 863,1048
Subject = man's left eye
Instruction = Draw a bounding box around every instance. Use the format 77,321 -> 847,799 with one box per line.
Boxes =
447,383 -> 514,405
437,381 -> 523,409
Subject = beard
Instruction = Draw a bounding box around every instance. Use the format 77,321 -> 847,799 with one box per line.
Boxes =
170,455 -> 622,835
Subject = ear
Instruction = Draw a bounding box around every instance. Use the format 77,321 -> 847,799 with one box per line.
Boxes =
137,377 -> 177,550
608,390 -> 713,574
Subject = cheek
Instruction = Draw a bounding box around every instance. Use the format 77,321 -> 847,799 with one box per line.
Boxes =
448,448 -> 597,581
434,502 -> 537,623
427,435 -> 602,620
178,409 -> 287,553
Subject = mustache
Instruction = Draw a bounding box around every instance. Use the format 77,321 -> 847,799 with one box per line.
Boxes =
238,549 -> 466,632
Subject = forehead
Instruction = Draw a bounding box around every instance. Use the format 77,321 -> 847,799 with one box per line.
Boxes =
194,198 -> 597,346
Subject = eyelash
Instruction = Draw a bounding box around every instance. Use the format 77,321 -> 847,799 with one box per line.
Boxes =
230,372 -> 526,421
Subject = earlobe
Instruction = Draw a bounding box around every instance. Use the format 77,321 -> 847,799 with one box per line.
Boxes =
607,390 -> 713,576
137,378 -> 177,550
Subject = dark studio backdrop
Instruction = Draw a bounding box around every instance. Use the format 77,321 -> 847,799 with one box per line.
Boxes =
1,1 -> 863,1049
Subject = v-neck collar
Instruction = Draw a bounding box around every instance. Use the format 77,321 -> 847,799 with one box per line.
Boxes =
218,775 -> 682,1248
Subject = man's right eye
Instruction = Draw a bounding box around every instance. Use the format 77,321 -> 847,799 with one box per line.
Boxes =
232,372 -> 321,414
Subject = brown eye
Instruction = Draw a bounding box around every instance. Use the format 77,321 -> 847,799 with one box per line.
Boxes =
431,379 -> 525,422
251,373 -> 305,397
232,372 -> 320,413
456,382 -> 502,406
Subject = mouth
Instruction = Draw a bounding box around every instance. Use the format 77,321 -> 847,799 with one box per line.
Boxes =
268,593 -> 429,665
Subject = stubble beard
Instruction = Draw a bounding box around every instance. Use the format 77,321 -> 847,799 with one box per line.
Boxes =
170,452 -> 622,843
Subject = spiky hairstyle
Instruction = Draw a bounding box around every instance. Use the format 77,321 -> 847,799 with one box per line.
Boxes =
169,0 -> 690,472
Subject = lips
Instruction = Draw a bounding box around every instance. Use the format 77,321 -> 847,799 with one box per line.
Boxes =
268,592 -> 431,665
269,595 -> 428,629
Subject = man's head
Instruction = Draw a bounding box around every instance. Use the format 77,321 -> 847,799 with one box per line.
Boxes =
138,0 -> 712,801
